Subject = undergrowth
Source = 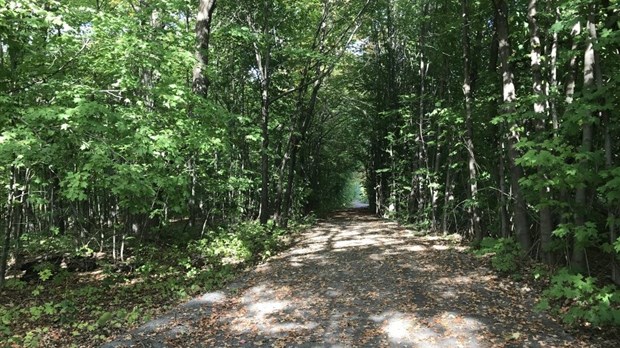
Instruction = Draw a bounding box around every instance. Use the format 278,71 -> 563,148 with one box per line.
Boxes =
537,269 -> 620,326
473,237 -> 620,328
473,237 -> 522,274
0,219 -> 308,347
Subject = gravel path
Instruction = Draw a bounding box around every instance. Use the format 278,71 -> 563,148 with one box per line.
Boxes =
103,209 -> 583,347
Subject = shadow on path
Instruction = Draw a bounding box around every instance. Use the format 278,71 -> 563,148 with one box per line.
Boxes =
104,208 -> 579,347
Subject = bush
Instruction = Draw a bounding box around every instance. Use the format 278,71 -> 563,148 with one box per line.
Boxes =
187,222 -> 286,267
537,269 -> 620,326
474,237 -> 522,273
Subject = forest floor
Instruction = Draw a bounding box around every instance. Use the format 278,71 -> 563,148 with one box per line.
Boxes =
103,208 -> 614,347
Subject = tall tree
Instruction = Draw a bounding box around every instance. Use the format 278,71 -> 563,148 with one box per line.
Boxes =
527,0 -> 554,263
572,4 -> 601,273
493,0 -> 531,252
461,0 -> 481,242
192,0 -> 217,97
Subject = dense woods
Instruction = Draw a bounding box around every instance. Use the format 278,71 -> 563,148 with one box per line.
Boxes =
0,0 -> 366,282
1,0 -> 619,345
359,0 -> 620,285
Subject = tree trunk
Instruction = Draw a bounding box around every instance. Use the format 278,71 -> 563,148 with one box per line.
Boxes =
494,0 -> 531,251
442,141 -> 454,235
0,166 -> 16,287
188,1 -> 217,226
604,115 -> 619,284
462,0 -> 481,243
498,136 -> 509,238
417,6 -> 429,224
548,6 -> 559,131
258,62 -> 271,224
192,0 -> 217,97
281,75 -> 322,228
254,1 -> 272,225
528,0 -> 554,263
565,21 -> 581,105
572,6 -> 599,273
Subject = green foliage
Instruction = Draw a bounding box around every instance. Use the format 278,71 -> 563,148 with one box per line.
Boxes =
21,328 -> 45,348
0,306 -> 15,336
188,222 -> 286,267
552,222 -> 600,248
19,233 -> 73,257
96,312 -> 113,327
0,220 -> 295,346
474,237 -> 523,273
2,0 -> 620,343
538,269 -> 620,326
37,267 -> 54,282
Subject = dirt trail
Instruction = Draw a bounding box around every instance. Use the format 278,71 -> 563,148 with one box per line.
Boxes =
104,209 -> 583,347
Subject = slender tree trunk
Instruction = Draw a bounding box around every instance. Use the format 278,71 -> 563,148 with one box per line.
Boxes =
192,0 -> 217,97
604,115 -> 619,284
258,66 -> 271,224
462,0 -> 481,243
14,169 -> 25,268
189,0 -> 217,226
528,0 -> 554,263
595,1 -> 619,284
572,7 -> 599,273
499,136 -> 509,238
418,7 -> 429,223
494,0 -> 531,251
0,166 -> 16,287
549,6 -> 560,130
488,13 -> 508,239
559,22 -> 580,261
254,2 -> 272,225
527,0 -> 544,142
442,141 -> 454,235
274,4 -> 331,222
281,75 -> 322,228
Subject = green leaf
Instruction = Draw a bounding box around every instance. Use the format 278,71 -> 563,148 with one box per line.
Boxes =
96,312 -> 113,327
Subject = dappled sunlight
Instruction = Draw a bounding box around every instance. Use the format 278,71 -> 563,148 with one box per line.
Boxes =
289,243 -> 329,256
106,209 -> 575,347
289,261 -> 305,267
332,237 -> 378,249
400,244 -> 428,252
438,288 -> 458,299
223,283 -> 321,337
124,291 -> 229,336
325,287 -> 342,297
437,276 -> 474,285
247,300 -> 288,316
205,211 -> 495,344
194,291 -> 226,305
371,310 -> 485,348
304,234 -> 332,243
288,252 -> 330,264
369,253 -> 388,261
423,235 -> 452,241
254,263 -> 272,273
435,273 -> 495,286
108,276 -> 146,290
370,311 -> 419,343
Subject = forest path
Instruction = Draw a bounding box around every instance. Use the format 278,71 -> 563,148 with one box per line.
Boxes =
105,209 -> 579,347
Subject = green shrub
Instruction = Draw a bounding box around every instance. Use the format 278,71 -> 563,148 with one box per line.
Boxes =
537,269 -> 620,326
19,232 -> 73,257
0,306 -> 16,336
187,222 -> 286,267
474,237 -> 522,273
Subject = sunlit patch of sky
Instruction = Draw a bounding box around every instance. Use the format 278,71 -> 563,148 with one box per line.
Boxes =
347,38 -> 368,56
